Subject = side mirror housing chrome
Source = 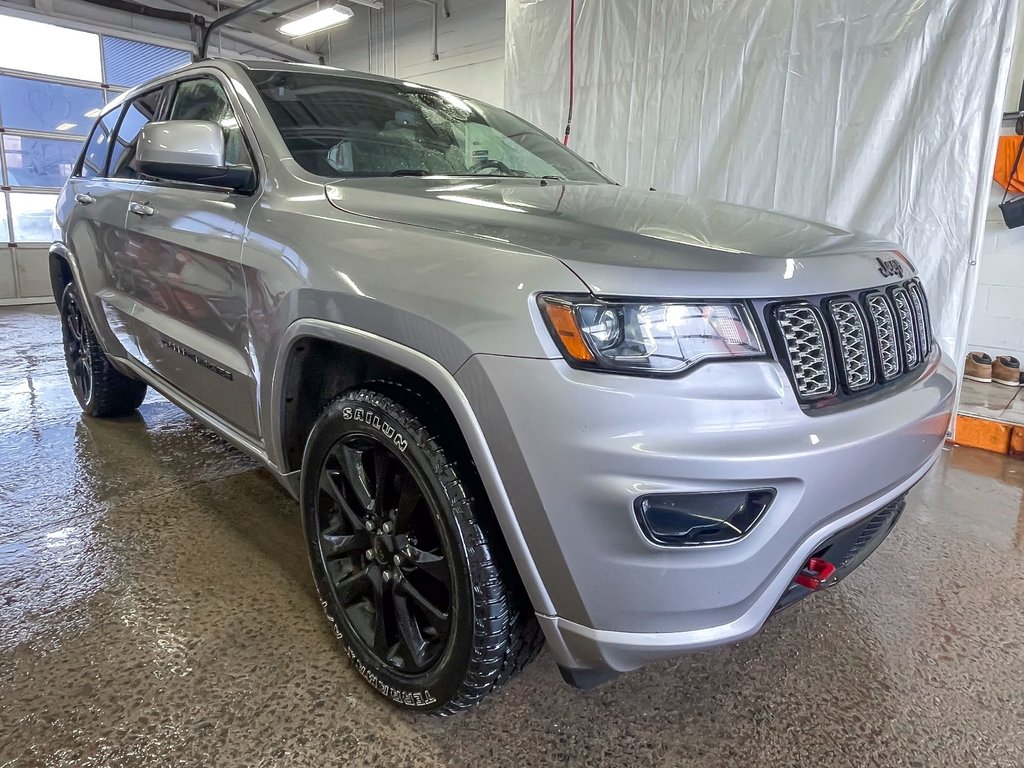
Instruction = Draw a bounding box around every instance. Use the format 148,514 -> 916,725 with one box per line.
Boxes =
135,120 -> 255,192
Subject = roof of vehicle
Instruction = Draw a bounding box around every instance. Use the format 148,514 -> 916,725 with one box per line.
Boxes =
99,58 -> 474,121
224,58 -> 412,87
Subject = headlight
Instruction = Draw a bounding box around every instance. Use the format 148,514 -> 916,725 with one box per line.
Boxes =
539,295 -> 764,375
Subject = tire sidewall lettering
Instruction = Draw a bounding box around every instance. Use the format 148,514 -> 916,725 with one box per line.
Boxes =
344,646 -> 437,707
342,405 -> 408,452
314,596 -> 438,707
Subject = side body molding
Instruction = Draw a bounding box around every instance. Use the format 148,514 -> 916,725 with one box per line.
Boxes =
267,318 -> 556,616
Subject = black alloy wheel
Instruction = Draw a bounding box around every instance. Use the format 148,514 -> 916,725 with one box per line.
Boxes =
301,388 -> 544,714
58,282 -> 148,417
314,434 -> 454,673
61,287 -> 93,406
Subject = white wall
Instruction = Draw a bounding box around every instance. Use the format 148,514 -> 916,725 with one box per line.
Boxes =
968,2 -> 1024,360
969,204 -> 1024,359
327,0 -> 505,105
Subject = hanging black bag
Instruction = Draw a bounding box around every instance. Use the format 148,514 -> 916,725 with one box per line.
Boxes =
1000,124 -> 1024,229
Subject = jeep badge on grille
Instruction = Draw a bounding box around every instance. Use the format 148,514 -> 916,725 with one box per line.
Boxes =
876,256 -> 904,278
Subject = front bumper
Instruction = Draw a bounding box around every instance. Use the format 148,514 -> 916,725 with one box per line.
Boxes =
455,347 -> 955,672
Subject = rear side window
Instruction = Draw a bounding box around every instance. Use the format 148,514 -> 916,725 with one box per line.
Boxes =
168,77 -> 249,167
79,108 -> 121,178
110,88 -> 162,178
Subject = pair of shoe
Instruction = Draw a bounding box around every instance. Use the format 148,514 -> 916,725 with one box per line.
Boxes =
964,352 -> 1023,386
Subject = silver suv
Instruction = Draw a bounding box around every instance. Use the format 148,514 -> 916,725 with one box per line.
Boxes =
52,60 -> 956,714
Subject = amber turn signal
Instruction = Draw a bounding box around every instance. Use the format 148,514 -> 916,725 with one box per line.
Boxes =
540,300 -> 594,362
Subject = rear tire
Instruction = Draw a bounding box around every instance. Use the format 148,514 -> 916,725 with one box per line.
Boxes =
300,387 -> 543,715
59,282 -> 147,418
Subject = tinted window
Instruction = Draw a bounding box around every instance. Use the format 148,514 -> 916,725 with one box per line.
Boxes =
0,76 -> 104,137
3,135 -> 82,187
110,89 -> 162,178
246,70 -> 607,182
80,108 -> 120,178
169,78 -> 249,167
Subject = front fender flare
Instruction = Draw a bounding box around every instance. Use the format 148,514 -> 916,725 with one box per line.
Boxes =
267,318 -> 555,616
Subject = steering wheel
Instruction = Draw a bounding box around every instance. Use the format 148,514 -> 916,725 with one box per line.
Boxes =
469,159 -> 514,175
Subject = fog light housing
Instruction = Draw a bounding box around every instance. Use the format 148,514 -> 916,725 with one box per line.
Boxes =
634,489 -> 775,546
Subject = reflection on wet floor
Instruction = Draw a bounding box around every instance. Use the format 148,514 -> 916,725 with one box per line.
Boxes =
1,305 -> 1023,768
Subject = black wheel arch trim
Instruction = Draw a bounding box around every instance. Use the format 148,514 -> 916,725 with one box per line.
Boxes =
269,318 -> 556,618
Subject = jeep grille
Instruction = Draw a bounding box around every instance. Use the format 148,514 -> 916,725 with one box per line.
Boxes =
772,279 -> 932,404
775,305 -> 833,399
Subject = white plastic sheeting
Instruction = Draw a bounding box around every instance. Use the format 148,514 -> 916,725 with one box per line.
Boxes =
505,0 -> 1017,366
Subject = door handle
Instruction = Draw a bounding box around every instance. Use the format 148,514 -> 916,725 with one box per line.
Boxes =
129,202 -> 155,217
74,193 -> 95,205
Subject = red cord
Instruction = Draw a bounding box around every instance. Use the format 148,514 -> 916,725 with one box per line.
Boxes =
563,0 -> 575,145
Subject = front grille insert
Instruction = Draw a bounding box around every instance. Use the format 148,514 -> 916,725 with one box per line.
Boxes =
775,305 -> 833,399
907,280 -> 931,353
771,278 -> 933,406
865,292 -> 902,381
828,299 -> 873,391
890,287 -> 920,369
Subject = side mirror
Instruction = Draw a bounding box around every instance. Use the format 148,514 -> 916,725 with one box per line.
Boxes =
135,120 -> 254,192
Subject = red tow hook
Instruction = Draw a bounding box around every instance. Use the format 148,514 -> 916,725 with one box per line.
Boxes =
793,557 -> 837,591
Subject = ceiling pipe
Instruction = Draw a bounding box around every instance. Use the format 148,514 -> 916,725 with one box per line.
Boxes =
75,0 -> 195,62
161,0 -> 323,61
75,0 -> 205,25
76,0 -> 205,45
71,0 -> 319,62
410,0 -> 445,61
199,0 -> 280,57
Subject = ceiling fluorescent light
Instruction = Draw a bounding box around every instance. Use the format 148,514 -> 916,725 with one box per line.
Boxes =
278,4 -> 354,36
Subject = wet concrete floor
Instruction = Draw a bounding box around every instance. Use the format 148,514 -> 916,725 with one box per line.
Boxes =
1,304 -> 1023,767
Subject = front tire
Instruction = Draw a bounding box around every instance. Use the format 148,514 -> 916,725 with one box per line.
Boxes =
300,388 -> 542,715
59,282 -> 147,417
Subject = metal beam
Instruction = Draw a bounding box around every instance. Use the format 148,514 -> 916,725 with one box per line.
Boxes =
217,27 -> 321,60
75,0 -> 204,25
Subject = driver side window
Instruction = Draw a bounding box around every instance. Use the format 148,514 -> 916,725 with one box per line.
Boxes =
111,88 -> 163,179
168,77 -> 250,167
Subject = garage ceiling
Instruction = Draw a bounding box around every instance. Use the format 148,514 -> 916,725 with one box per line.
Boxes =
155,0 -> 327,61
23,0 -> 337,62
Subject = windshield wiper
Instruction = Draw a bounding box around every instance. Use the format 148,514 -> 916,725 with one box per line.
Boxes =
390,169 -> 431,176
462,171 -> 566,180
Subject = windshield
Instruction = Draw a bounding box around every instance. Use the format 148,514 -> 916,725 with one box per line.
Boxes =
247,70 -> 608,182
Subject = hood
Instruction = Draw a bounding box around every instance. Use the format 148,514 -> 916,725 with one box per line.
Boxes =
325,178 -> 911,299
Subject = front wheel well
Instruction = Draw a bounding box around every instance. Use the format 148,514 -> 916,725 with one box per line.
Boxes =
49,251 -> 73,301
279,337 -> 469,475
